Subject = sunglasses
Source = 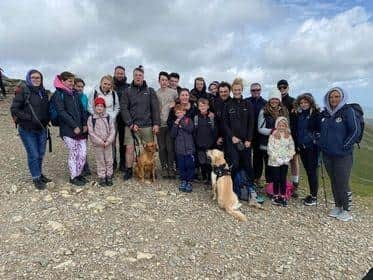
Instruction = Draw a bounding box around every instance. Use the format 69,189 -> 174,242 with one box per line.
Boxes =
278,86 -> 287,90
251,89 -> 261,92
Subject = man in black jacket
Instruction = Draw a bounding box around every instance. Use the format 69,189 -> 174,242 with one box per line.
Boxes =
247,83 -> 267,184
120,66 -> 160,180
223,79 -> 255,184
113,66 -> 130,172
277,79 -> 300,195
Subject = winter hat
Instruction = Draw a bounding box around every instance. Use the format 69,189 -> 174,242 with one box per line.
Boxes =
268,88 -> 282,101
94,97 -> 106,107
275,116 -> 290,132
277,79 -> 289,88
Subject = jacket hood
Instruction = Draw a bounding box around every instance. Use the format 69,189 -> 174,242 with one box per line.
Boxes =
275,116 -> 290,132
94,84 -> 114,95
25,69 -> 45,95
294,92 -> 319,113
54,75 -> 73,94
324,87 -> 348,116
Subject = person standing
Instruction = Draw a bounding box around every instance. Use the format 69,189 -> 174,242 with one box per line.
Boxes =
156,71 -> 178,178
277,79 -> 299,196
113,66 -> 130,171
190,77 -> 209,103
10,69 -> 51,189
54,71 -> 88,186
120,66 -> 160,180
169,72 -> 182,94
0,67 -> 6,100
247,82 -> 267,185
319,87 -> 360,221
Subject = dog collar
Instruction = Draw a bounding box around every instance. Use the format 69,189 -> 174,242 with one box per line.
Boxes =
213,164 -> 231,178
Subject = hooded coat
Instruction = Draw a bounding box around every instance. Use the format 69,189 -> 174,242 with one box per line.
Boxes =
319,87 -> 361,156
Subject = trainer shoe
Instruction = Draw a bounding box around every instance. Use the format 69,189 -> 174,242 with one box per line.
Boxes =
33,178 -> 47,190
271,196 -> 282,206
328,206 -> 342,218
185,182 -> 193,193
179,181 -> 187,192
40,174 -> 52,183
303,195 -> 317,206
70,177 -> 85,187
336,210 -> 353,222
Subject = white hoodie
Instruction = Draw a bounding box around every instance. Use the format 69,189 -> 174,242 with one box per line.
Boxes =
88,85 -> 120,121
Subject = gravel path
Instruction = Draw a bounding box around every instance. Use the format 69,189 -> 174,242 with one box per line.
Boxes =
0,96 -> 372,280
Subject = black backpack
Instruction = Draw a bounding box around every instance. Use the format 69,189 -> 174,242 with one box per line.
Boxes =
338,103 -> 365,147
91,115 -> 110,130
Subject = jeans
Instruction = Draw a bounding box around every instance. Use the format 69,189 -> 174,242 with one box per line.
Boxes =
176,154 -> 195,182
19,127 -> 47,179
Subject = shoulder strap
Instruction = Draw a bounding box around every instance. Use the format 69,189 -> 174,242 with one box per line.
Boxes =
112,92 -> 116,106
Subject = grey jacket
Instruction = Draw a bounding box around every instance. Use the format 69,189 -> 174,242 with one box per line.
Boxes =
120,81 -> 160,128
170,116 -> 195,155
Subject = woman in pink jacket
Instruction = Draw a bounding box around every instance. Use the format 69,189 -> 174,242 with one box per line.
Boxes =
87,97 -> 116,186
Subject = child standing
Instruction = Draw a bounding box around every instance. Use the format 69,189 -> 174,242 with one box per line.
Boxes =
194,98 -> 217,184
267,117 -> 295,206
170,102 -> 195,192
87,97 -> 116,186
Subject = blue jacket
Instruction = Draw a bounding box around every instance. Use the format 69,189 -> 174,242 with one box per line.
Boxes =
294,109 -> 320,149
170,116 -> 195,156
319,87 -> 361,156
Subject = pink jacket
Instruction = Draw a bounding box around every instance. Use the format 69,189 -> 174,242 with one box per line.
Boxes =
87,113 -> 116,146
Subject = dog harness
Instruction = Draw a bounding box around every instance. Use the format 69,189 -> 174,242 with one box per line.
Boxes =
213,164 -> 231,179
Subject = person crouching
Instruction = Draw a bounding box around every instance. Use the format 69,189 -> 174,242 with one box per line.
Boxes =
88,97 -> 116,186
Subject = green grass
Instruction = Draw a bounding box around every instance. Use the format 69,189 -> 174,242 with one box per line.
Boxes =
298,124 -> 373,199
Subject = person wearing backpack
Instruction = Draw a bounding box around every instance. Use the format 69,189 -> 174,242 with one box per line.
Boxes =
194,98 -> 218,184
88,97 -> 116,187
293,93 -> 321,206
74,78 -> 91,176
10,69 -> 51,190
319,87 -> 362,222
54,71 -> 88,187
88,75 -> 120,171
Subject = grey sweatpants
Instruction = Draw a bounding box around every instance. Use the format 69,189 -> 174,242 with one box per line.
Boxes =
323,153 -> 353,211
156,126 -> 174,168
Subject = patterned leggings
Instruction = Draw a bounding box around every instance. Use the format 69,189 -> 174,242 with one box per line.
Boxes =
63,137 -> 87,179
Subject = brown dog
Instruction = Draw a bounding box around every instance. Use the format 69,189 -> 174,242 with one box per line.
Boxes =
207,149 -> 247,222
135,142 -> 157,182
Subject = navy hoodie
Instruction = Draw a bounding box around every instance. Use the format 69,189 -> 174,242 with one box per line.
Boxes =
319,87 -> 361,156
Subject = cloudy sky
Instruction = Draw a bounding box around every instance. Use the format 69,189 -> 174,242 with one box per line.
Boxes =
1,0 -> 373,108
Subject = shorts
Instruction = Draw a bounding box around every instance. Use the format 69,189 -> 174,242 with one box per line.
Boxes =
124,126 -> 154,146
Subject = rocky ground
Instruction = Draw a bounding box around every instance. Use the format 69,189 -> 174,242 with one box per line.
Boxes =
0,87 -> 372,279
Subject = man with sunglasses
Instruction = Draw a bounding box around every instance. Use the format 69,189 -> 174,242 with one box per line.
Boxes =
277,79 -> 299,197
247,83 -> 267,185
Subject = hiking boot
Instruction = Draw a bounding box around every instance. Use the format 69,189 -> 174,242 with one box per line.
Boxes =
33,178 -> 47,190
161,166 -> 169,179
179,181 -> 187,192
303,195 -> 317,206
99,178 -> 106,187
336,210 -> 353,222
328,206 -> 342,218
40,174 -> 52,183
185,182 -> 193,193
106,176 -> 113,186
70,177 -> 85,187
271,196 -> 282,206
77,175 -> 88,183
123,168 -> 133,180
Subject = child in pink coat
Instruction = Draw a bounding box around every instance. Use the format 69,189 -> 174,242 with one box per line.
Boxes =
88,97 -> 116,186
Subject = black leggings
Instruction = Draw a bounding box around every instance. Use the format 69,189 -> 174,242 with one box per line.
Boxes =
271,165 -> 288,196
299,145 -> 319,197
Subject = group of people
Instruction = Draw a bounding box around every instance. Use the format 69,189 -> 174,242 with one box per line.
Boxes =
9,65 -> 361,222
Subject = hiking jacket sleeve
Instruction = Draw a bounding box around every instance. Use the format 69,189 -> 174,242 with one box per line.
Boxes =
343,107 -> 361,150
258,109 -> 271,136
55,92 -> 78,129
10,90 -> 32,122
120,88 -> 133,127
87,117 -> 105,146
150,88 -> 161,126
107,118 -> 116,144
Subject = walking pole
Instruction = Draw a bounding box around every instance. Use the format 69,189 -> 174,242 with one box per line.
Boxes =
320,154 -> 328,211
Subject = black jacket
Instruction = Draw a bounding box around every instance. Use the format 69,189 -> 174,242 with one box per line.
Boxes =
120,81 -> 160,128
114,77 -> 130,125
281,93 -> 296,134
247,96 -> 267,145
10,85 -> 50,131
223,97 -> 255,143
54,89 -> 87,138
211,96 -> 231,138
190,88 -> 210,103
194,112 -> 218,149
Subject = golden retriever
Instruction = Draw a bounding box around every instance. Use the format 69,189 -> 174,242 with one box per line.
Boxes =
135,142 -> 157,182
207,149 -> 247,222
